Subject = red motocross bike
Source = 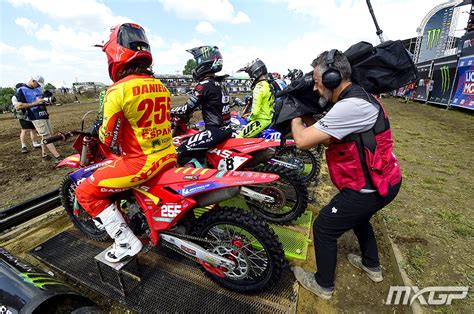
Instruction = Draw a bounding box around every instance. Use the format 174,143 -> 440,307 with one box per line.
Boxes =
45,119 -> 285,293
171,114 -> 309,224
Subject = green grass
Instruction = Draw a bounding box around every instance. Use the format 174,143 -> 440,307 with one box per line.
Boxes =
381,98 -> 473,310
407,245 -> 431,276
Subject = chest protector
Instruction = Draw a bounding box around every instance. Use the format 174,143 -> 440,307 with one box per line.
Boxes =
326,91 -> 401,197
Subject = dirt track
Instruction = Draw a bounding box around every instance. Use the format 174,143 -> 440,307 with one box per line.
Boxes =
0,101 -> 99,210
1,97 -> 472,312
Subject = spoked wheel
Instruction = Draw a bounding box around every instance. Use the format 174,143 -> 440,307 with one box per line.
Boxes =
192,207 -> 285,293
245,164 -> 308,224
60,175 -> 108,241
275,146 -> 321,185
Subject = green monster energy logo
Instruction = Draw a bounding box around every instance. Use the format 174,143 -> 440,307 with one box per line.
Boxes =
20,272 -> 66,290
426,28 -> 441,49
440,66 -> 450,94
200,46 -> 212,58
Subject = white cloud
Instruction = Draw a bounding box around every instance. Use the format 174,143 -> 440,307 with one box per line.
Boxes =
148,35 -> 166,50
8,0 -> 132,32
34,24 -> 106,51
281,0 -> 448,41
195,21 -> 216,34
220,45 -> 268,75
14,17 -> 38,34
4,0 -> 153,86
231,12 -> 251,24
156,39 -> 204,71
0,42 -> 16,54
159,0 -> 250,24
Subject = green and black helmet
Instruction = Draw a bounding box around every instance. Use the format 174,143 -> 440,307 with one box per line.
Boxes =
186,46 -> 223,81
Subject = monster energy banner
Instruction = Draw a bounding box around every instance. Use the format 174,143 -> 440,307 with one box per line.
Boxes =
428,56 -> 458,105
418,6 -> 455,62
414,61 -> 432,101
450,55 -> 474,110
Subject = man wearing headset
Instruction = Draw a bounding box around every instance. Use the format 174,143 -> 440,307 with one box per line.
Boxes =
290,50 -> 402,299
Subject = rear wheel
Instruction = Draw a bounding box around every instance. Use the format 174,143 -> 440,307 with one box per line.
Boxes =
245,164 -> 308,224
60,175 -> 108,241
275,146 -> 321,185
192,207 -> 285,293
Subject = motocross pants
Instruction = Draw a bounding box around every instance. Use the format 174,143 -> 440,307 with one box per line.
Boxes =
177,126 -> 232,165
76,145 -> 176,217
237,119 -> 271,138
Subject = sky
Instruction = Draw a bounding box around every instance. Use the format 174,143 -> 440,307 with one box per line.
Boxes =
0,0 -> 471,88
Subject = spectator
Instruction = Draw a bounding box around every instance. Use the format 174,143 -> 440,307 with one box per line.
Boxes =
12,82 -> 42,153
15,75 -> 62,162
290,50 -> 402,299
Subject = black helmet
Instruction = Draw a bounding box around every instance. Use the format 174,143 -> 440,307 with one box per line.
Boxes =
238,58 -> 267,81
186,46 -> 223,81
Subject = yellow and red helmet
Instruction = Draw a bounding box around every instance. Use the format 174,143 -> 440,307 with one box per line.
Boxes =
102,23 -> 152,82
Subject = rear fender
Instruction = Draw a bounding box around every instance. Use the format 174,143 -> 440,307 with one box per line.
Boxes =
217,138 -> 281,154
206,148 -> 253,171
68,159 -> 115,186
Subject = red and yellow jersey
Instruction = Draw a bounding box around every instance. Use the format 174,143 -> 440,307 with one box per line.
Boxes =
100,74 -> 174,158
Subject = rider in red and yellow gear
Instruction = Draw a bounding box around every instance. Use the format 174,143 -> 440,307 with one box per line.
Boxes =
75,23 -> 176,263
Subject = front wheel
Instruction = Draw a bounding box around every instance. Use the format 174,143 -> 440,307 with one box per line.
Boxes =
192,207 -> 285,293
60,175 -> 108,241
245,164 -> 308,224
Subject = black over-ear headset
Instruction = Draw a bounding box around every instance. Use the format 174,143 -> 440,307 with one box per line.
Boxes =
321,49 -> 342,90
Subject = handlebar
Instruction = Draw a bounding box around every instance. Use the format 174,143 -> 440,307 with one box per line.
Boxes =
42,131 -> 93,145
231,98 -> 245,108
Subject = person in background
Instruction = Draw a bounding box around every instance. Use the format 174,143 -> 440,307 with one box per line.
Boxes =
236,59 -> 275,138
290,50 -> 402,299
14,76 -> 62,161
12,82 -> 41,153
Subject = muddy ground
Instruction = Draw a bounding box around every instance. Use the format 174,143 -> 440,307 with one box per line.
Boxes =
1,96 -> 472,312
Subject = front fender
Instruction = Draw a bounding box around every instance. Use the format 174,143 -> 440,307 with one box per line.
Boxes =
56,154 -> 81,169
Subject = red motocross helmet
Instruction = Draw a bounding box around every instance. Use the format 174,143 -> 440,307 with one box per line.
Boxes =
102,23 -> 152,82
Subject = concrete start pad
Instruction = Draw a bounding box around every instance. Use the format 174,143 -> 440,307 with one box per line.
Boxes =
29,229 -> 298,313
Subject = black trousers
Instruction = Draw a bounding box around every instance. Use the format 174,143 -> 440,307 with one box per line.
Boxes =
177,126 -> 232,165
313,180 -> 401,289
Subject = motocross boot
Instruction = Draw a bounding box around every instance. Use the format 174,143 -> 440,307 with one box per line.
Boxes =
96,204 -> 143,263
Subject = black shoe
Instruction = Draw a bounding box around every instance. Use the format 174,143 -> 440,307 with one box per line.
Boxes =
42,155 -> 52,161
21,147 -> 28,154
54,155 -> 63,162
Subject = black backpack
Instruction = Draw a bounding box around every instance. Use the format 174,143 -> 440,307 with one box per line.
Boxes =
344,40 -> 418,94
272,73 -> 328,134
272,40 -> 418,134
